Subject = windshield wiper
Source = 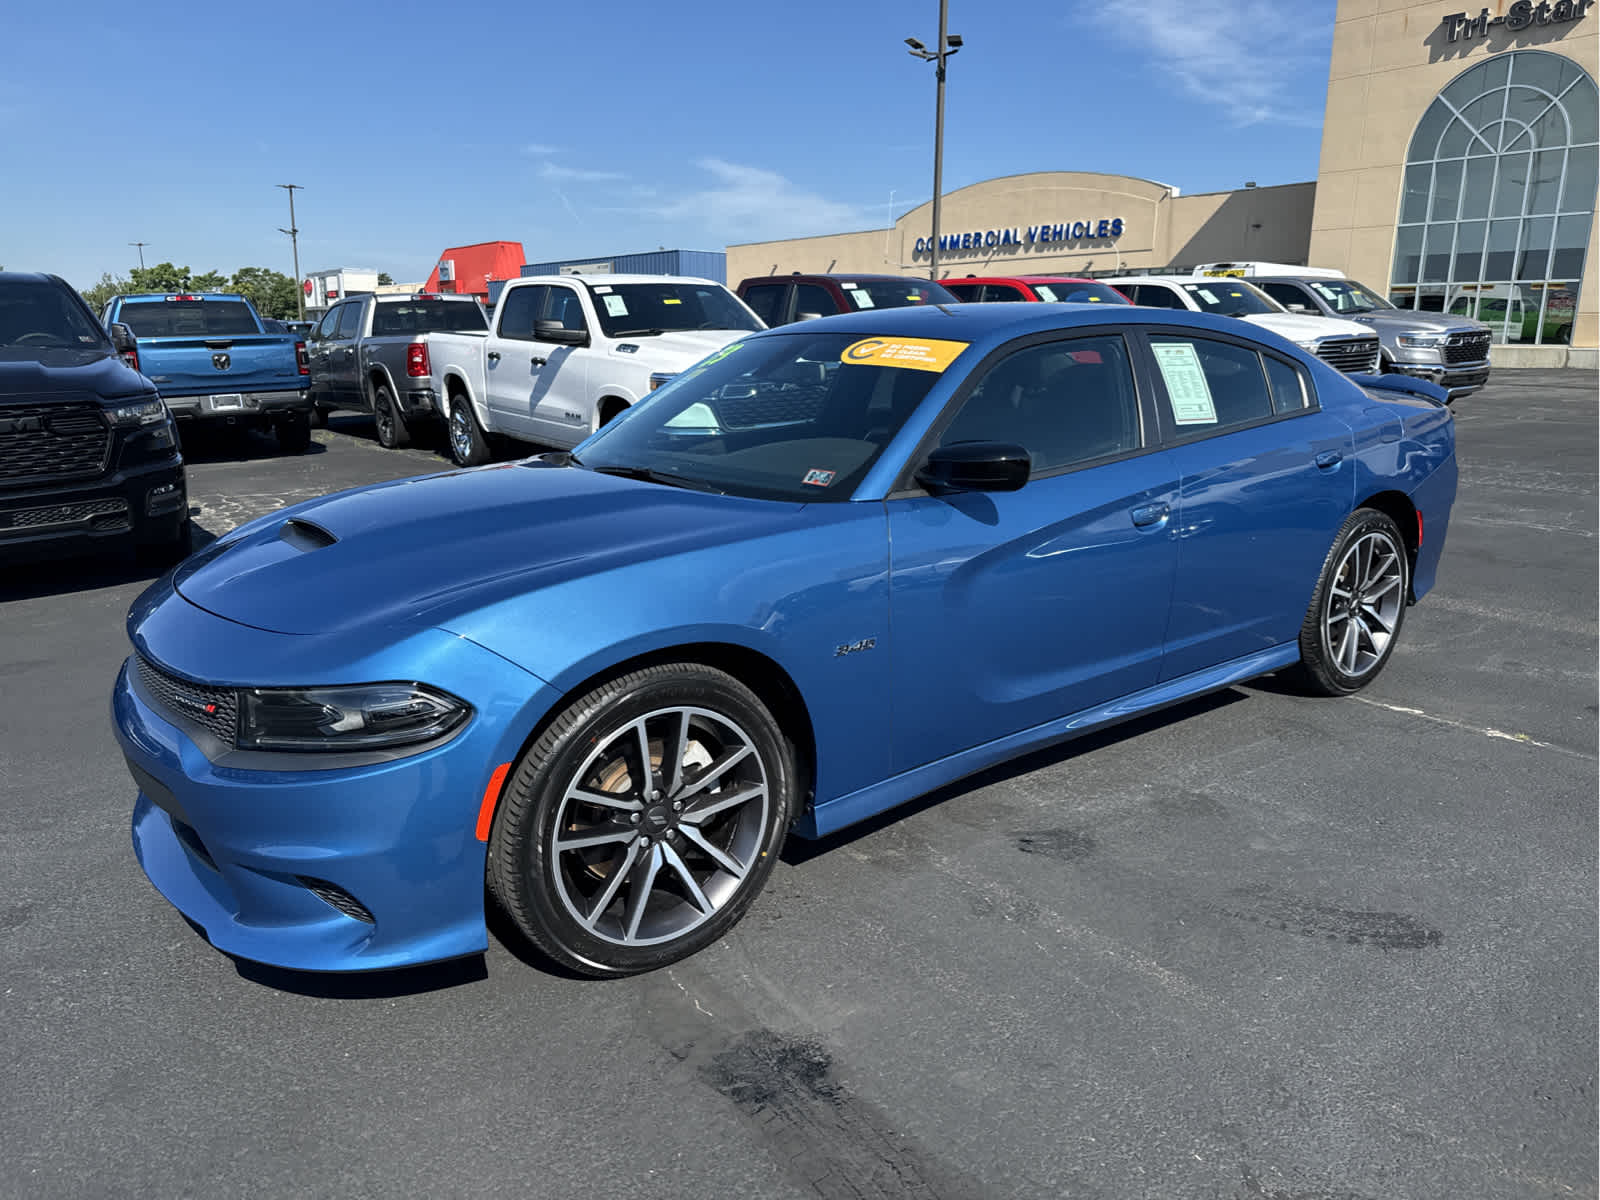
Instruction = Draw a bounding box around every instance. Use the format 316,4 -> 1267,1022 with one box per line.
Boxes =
611,328 -> 665,338
593,464 -> 724,493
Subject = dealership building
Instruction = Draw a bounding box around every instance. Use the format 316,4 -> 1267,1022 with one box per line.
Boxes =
727,0 -> 1597,363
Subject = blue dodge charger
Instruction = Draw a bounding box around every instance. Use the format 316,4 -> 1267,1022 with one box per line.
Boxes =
112,303 -> 1457,976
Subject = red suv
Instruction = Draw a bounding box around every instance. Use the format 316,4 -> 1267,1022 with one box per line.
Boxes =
736,274 -> 958,326
942,276 -> 1130,305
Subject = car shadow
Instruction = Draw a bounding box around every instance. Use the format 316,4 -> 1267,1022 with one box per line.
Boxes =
0,509 -> 222,602
229,951 -> 489,998
177,424 -> 327,463
780,687 -> 1251,866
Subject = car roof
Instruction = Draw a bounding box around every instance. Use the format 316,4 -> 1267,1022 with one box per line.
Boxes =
517,274 -> 721,287
117,292 -> 249,302
742,273 -> 940,284
0,271 -> 60,285
742,298 -> 1297,351
948,275 -> 1103,285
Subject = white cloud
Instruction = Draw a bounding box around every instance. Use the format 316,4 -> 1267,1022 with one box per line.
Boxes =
522,143 -> 559,156
1110,0 -> 1334,127
646,159 -> 867,240
538,162 -> 627,183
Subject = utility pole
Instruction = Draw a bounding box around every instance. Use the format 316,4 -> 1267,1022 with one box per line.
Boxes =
277,184 -> 304,321
906,3 -> 961,284
129,242 -> 149,270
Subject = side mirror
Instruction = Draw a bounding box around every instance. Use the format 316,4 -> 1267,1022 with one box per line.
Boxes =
534,320 -> 589,346
110,322 -> 137,353
916,441 -> 1031,493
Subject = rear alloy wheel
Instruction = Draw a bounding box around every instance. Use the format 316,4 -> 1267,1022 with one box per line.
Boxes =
447,396 -> 491,466
487,664 -> 793,976
373,383 -> 410,449
275,411 -> 313,454
1293,508 -> 1409,695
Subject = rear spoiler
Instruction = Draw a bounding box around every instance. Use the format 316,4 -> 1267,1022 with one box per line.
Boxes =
1346,373 -> 1449,407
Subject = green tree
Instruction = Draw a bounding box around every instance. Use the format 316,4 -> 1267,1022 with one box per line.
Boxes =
229,267 -> 300,320
377,272 -> 394,286
190,270 -> 229,293
80,272 -> 130,313
128,262 -> 194,293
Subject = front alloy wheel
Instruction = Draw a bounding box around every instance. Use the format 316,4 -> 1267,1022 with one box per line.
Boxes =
488,664 -> 792,975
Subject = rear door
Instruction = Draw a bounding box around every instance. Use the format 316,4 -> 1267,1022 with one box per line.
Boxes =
115,297 -> 300,399
1141,328 -> 1355,679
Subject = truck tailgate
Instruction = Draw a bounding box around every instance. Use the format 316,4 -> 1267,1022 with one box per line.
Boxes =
139,335 -> 303,396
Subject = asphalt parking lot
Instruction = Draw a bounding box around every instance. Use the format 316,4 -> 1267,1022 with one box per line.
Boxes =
2,377 -> 1595,1200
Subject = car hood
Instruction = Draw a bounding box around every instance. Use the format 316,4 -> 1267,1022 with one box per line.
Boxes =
172,462 -> 805,636
1350,310 -> 1490,335
1242,312 -> 1374,342
0,348 -> 152,402
609,329 -> 747,369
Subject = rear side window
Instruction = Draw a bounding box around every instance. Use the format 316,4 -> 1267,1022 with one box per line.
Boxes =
1032,282 -> 1129,305
981,284 -> 1027,301
740,284 -> 788,325
116,300 -> 260,337
943,283 -> 982,302
1149,335 -> 1285,433
1130,285 -> 1187,310
1263,355 -> 1310,412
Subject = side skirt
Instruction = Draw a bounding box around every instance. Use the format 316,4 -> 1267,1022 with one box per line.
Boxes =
797,642 -> 1302,839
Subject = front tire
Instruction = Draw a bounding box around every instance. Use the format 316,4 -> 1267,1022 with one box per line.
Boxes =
1292,508 -> 1410,696
487,663 -> 794,976
447,395 -> 491,466
373,384 -> 410,449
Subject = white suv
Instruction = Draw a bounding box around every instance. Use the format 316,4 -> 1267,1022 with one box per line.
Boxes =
1103,275 -> 1381,375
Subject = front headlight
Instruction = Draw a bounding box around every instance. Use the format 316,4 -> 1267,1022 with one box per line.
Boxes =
112,397 -> 168,427
1396,334 -> 1443,348
238,682 -> 470,751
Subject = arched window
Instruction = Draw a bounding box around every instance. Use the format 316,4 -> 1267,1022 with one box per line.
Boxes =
1390,51 -> 1597,345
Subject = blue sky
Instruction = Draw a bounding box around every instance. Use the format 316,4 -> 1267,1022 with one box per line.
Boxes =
3,0 -> 1337,290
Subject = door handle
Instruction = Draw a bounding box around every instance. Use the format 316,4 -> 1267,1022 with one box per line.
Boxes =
1130,502 -> 1170,527
1315,450 -> 1343,469
531,355 -> 547,367
487,351 -> 501,363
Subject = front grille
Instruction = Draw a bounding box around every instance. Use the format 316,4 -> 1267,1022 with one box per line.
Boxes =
1314,336 -> 1381,374
135,655 -> 238,744
0,404 -> 112,486
1443,330 -> 1491,364
3,497 -> 127,531
298,877 -> 376,923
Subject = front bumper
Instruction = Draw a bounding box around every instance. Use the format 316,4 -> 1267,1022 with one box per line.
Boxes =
0,456 -> 185,560
165,389 -> 311,420
1388,362 -> 1490,401
112,625 -> 556,972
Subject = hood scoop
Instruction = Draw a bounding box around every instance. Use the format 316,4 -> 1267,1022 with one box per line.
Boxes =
279,518 -> 338,551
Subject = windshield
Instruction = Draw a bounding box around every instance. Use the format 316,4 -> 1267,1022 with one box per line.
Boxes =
1307,279 -> 1394,314
116,299 -> 261,337
572,331 -> 964,501
1030,282 -> 1130,305
838,280 -> 958,310
1180,281 -> 1279,317
372,300 -> 488,335
585,282 -> 764,338
0,279 -> 109,350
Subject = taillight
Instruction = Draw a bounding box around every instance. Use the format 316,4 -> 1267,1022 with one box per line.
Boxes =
122,349 -> 140,373
406,343 -> 430,378
295,340 -> 309,375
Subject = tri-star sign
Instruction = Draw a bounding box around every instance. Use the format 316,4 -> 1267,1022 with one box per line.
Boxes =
1442,0 -> 1593,41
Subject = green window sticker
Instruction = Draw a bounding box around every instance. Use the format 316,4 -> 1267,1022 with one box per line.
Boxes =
1152,342 -> 1217,426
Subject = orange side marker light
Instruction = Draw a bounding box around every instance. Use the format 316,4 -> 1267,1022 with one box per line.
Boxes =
475,762 -> 513,842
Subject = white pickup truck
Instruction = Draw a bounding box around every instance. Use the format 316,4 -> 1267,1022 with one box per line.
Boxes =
425,274 -> 765,465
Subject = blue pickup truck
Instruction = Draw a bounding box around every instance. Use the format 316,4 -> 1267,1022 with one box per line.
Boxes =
102,292 -> 314,452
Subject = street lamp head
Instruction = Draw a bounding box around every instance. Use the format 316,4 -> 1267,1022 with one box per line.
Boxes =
946,33 -> 963,48
905,36 -> 926,50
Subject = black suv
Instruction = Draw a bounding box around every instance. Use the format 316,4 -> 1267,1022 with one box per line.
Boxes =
736,274 -> 958,326
0,273 -> 188,564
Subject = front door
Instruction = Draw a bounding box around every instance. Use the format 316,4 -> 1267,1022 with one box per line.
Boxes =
888,331 -> 1180,771
484,284 -> 548,437
526,283 -> 592,444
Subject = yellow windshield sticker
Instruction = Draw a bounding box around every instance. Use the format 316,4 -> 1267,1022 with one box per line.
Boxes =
662,297 -> 682,304
841,337 -> 968,372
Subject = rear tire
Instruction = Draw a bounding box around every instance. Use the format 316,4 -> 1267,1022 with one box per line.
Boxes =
487,663 -> 793,976
447,395 -> 491,466
1291,508 -> 1409,696
275,411 -> 313,454
373,384 -> 410,449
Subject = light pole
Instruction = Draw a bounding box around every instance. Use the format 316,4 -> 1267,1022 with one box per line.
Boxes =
277,183 -> 304,321
129,242 -> 149,270
906,5 -> 961,283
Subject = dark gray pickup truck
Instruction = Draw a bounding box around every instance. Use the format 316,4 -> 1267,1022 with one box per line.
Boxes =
306,293 -> 487,448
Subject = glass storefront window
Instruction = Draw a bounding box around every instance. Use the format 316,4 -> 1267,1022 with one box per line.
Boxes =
1391,50 -> 1596,345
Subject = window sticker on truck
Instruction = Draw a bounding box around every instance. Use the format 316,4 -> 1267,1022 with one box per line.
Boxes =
603,295 -> 628,317
841,337 -> 968,372
662,298 -> 682,305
